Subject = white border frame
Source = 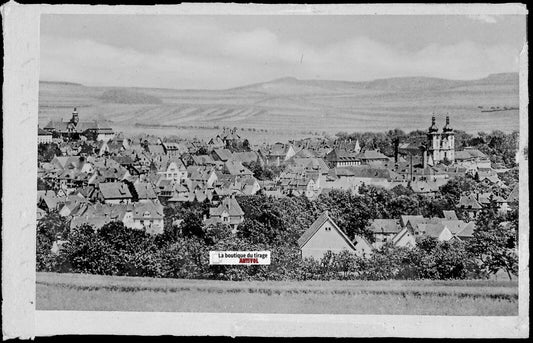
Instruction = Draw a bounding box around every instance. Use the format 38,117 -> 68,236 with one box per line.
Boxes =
2,2 -> 529,338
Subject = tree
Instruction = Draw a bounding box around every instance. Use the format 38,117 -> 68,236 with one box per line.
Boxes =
439,176 -> 477,204
468,203 -> 518,280
242,139 -> 250,151
179,211 -> 205,238
38,143 -> 61,163
36,211 -> 70,271
430,240 -> 471,279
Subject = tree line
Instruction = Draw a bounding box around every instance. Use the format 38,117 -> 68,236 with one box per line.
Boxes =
37,187 -> 518,281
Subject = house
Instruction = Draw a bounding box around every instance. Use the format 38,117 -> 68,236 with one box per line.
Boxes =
89,166 -> 130,185
38,127 -> 53,144
357,149 -> 390,164
325,165 -> 392,193
97,182 -> 133,204
97,139 -> 124,156
409,178 -> 448,196
368,219 -> 402,249
391,226 -> 417,248
57,195 -> 90,217
259,143 -> 297,166
476,169 -> 502,186
455,222 -> 475,241
157,158 -> 187,182
130,201 -> 164,235
419,223 -> 454,241
454,147 -> 491,169
278,174 -> 318,199
298,211 -> 371,260
457,194 -> 483,218
146,144 -> 165,156
168,183 -> 192,203
191,155 -> 217,166
208,136 -> 225,149
51,156 -> 94,174
206,196 -> 244,231
231,151 -> 260,165
506,184 -> 519,207
212,148 -> 233,162
155,178 -> 174,198
133,182 -> 158,203
38,194 -> 62,212
286,156 -> 329,176
325,148 -> 362,168
476,192 -> 508,213
223,160 -> 253,177
442,210 -> 458,220
187,166 -> 218,187
161,142 -> 187,156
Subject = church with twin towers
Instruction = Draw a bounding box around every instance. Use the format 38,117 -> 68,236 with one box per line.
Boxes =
426,115 -> 455,166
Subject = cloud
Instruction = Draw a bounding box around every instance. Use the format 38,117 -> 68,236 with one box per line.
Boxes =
40,24 -> 520,89
467,14 -> 499,24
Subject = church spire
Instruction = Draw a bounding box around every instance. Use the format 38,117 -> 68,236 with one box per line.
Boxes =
428,115 -> 438,133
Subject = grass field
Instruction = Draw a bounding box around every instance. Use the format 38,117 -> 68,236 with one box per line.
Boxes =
36,272 -> 518,315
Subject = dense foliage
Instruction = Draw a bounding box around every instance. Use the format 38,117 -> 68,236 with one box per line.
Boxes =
37,185 -> 519,281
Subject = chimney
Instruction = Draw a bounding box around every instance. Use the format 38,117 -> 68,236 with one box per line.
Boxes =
394,139 -> 399,163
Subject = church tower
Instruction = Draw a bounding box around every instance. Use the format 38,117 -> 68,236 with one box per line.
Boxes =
440,116 -> 455,163
70,107 -> 79,127
427,116 -> 440,166
426,115 -> 455,166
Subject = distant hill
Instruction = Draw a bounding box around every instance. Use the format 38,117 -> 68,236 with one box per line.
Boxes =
230,73 -> 519,94
99,89 -> 163,104
38,72 -> 520,135
40,80 -> 84,87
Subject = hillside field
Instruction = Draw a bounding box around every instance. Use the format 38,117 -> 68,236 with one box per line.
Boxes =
38,73 -> 520,144
36,272 -> 518,315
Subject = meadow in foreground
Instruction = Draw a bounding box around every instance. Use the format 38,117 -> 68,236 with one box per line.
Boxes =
36,272 -> 518,315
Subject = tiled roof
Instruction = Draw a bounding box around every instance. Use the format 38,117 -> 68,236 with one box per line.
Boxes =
400,215 -> 425,228
224,160 -> 253,176
231,151 -> 259,164
422,223 -> 447,238
330,166 -> 390,179
368,219 -> 401,234
192,155 -> 216,165
507,184 -> 519,203
209,197 -> 244,217
456,222 -> 475,238
357,149 -> 389,160
132,201 -> 164,220
134,182 -> 157,200
297,211 -> 356,250
38,128 -> 52,136
213,148 -> 233,162
98,182 -> 132,199
442,210 -> 458,220
441,220 -> 467,234
457,194 -> 483,209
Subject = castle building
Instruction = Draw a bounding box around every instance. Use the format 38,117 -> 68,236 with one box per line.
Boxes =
44,108 -> 115,142
426,116 -> 455,166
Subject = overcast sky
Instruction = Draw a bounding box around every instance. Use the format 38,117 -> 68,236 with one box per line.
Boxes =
40,14 -> 526,89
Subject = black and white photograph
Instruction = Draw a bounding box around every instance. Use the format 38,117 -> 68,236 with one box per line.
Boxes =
2,2 -> 529,338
